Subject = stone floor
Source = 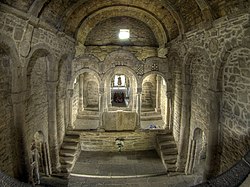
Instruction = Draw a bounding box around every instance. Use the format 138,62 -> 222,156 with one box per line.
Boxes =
71,150 -> 166,177
68,150 -> 198,187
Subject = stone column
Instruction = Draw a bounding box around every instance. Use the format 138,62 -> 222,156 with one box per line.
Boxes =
11,91 -> 29,181
98,87 -> 105,130
155,75 -> 161,112
47,81 -> 60,173
78,74 -> 84,113
185,139 -> 196,174
204,90 -> 220,179
165,91 -> 173,130
176,84 -> 191,172
136,87 -> 142,129
67,89 -> 74,129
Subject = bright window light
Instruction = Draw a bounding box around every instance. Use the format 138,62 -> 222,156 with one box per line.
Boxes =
119,29 -> 130,39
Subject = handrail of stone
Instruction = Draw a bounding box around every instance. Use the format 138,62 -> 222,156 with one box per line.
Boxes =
0,171 -> 31,187
193,150 -> 250,187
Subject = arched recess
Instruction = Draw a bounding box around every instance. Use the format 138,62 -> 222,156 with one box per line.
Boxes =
67,68 -> 101,129
26,44 -> 60,173
218,47 -> 250,173
178,47 -> 217,174
141,71 -> 170,129
76,6 -> 168,47
103,66 -> 139,111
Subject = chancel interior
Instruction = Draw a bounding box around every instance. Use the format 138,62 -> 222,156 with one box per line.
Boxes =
0,0 -> 250,186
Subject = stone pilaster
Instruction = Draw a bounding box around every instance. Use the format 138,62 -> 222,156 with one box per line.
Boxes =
67,89 -> 74,129
155,75 -> 161,112
98,87 -> 105,130
176,84 -> 191,172
136,87 -> 142,129
204,90 -> 220,179
11,91 -> 29,181
46,81 -> 60,173
165,91 -> 173,130
78,74 -> 84,112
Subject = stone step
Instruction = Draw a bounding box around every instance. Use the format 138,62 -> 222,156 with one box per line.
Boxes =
77,114 -> 99,120
66,130 -> 81,136
141,115 -> 162,121
61,163 -> 73,173
85,106 -> 99,111
157,135 -> 174,143
61,142 -> 79,150
60,156 -> 75,164
63,135 -> 80,143
141,111 -> 161,116
166,163 -> 177,172
162,148 -> 178,155
60,149 -> 78,157
159,141 -> 177,149
80,110 -> 100,116
162,154 -> 178,162
141,108 -> 155,112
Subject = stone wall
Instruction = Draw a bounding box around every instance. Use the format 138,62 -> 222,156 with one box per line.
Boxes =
0,49 -> 14,176
220,48 -> 250,172
168,13 -> 250,173
83,73 -> 99,107
79,131 -> 158,152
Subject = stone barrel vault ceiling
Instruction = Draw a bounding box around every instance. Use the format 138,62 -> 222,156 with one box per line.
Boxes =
2,0 -> 249,44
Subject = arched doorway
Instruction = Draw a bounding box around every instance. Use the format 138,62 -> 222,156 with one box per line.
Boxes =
141,73 -> 168,129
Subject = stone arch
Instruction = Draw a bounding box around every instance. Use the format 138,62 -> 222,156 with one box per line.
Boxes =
103,66 -> 139,110
218,46 -> 250,172
25,44 -> 52,159
76,6 -> 168,47
69,68 -> 101,90
0,33 -> 22,92
141,71 -> 169,90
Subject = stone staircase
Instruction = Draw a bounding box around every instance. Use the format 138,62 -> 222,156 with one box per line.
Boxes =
156,132 -> 178,173
77,109 -> 99,120
59,131 -> 81,177
141,108 -> 164,129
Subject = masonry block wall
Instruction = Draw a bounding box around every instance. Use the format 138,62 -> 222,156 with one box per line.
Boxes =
0,8 -> 74,177
0,49 -> 14,176
83,73 -> 99,107
169,13 -> 250,173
